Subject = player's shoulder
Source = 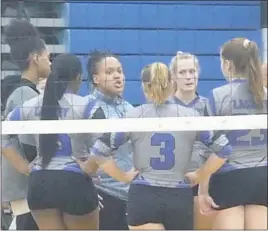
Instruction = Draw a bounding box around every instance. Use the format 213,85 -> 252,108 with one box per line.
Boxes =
126,105 -> 143,118
211,82 -> 231,95
22,94 -> 43,108
117,99 -> 134,113
11,85 -> 36,96
198,94 -> 208,102
84,94 -> 95,101
84,94 -> 106,108
212,80 -> 247,96
62,93 -> 90,109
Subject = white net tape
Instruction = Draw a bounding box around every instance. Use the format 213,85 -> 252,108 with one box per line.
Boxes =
2,115 -> 267,135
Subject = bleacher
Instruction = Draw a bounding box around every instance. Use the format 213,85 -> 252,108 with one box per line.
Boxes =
1,1 -> 262,105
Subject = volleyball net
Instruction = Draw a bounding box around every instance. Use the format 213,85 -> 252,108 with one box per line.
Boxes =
1,114 -> 267,135
1,1 -> 267,139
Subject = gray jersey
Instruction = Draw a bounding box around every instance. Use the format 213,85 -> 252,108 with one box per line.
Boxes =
207,79 -> 267,172
91,103 -> 232,188
168,95 -> 212,171
189,96 -> 212,171
2,93 -> 104,173
1,85 -> 39,202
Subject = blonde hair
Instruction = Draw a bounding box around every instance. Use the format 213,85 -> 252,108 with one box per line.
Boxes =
169,51 -> 200,91
142,62 -> 172,104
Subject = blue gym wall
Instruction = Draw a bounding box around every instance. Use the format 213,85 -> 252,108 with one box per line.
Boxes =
1,1 -> 262,105
65,1 -> 261,105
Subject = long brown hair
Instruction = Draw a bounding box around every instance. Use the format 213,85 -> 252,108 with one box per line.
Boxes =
221,38 -> 264,109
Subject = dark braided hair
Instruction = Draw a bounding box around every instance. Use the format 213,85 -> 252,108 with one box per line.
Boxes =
86,50 -> 119,85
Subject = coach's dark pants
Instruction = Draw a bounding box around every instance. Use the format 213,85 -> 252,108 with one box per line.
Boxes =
97,189 -> 129,230
16,212 -> 39,230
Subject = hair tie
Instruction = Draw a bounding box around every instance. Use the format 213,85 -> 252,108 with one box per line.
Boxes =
243,39 -> 250,49
176,51 -> 184,55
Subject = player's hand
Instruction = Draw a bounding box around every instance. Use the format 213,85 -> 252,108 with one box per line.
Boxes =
185,171 -> 200,186
75,157 -> 99,175
92,175 -> 101,184
198,194 -> 219,216
21,163 -> 31,176
123,168 -> 139,183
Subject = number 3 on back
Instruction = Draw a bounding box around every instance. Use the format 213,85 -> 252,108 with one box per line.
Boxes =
150,133 -> 176,170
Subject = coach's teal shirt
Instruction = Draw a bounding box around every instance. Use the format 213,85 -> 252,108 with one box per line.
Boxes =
84,89 -> 134,201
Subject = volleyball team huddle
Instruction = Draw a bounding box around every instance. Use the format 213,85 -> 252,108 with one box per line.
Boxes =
1,19 -> 267,230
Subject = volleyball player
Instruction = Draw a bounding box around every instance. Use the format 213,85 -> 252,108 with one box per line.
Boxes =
201,38 -> 267,230
2,54 -> 101,230
78,62 -> 232,230
85,51 -> 134,230
1,19 -> 50,230
169,51 -> 217,229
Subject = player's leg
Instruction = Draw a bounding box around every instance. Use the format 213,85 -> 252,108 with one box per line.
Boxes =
31,209 -> 65,230
212,206 -> 244,229
129,223 -> 165,230
193,184 -> 213,230
62,207 -> 99,230
244,166 -> 267,230
194,196 -> 215,230
127,184 -> 165,230
244,205 -> 267,229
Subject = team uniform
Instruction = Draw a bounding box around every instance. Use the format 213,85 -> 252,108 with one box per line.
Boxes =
2,78 -> 40,230
90,103 -> 232,230
169,94 -> 211,196
84,89 -> 133,230
2,93 -> 104,216
206,79 -> 267,209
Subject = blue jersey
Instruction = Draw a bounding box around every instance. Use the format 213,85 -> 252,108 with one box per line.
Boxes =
84,89 -> 134,201
206,79 -> 267,173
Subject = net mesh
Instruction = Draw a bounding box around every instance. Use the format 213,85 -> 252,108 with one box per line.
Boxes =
2,115 -> 267,135
1,1 -> 267,229
1,1 -> 266,133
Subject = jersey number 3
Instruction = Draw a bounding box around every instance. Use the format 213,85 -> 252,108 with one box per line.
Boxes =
150,133 -> 175,170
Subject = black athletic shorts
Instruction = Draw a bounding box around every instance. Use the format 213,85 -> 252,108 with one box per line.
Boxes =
16,212 -> 39,230
127,184 -> 193,230
97,189 -> 128,230
27,170 -> 99,215
209,166 -> 267,210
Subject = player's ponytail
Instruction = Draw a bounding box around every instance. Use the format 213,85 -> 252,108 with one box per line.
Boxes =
142,62 -> 172,104
39,54 -> 82,168
221,38 -> 265,110
247,41 -> 265,109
